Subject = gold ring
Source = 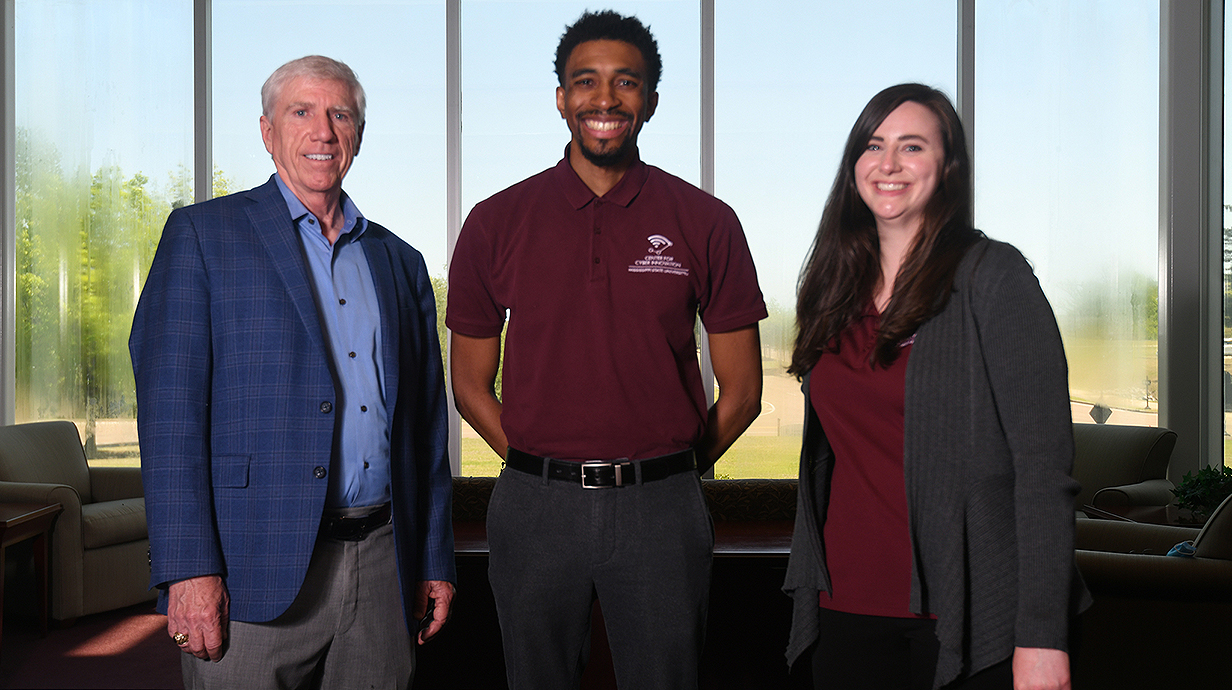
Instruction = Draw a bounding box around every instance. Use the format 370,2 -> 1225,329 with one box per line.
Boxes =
173,632 -> 189,645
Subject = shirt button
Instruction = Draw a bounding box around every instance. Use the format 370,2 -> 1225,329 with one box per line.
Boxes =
349,351 -> 356,358
363,461 -> 370,470
593,257 -> 600,264
313,466 -> 327,479
360,405 -> 368,412
320,401 -> 333,413
308,218 -> 316,225
339,298 -> 347,305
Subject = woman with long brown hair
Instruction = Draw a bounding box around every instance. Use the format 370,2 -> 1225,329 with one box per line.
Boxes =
784,83 -> 1089,690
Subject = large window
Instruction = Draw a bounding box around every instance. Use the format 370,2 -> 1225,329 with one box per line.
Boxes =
13,0 -> 193,464
713,0 -> 956,479
5,1 -> 1222,478
975,0 -> 1161,428
211,0 -> 448,274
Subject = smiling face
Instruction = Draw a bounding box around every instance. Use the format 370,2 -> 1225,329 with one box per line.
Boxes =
854,100 -> 945,238
556,39 -> 658,172
260,75 -> 363,207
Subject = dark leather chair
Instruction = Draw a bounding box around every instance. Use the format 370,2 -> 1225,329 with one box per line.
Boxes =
1071,423 -> 1177,512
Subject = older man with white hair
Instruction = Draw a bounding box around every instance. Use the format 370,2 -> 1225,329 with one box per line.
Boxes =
131,55 -> 455,690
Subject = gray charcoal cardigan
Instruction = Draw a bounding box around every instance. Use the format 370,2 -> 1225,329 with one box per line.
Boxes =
783,238 -> 1092,688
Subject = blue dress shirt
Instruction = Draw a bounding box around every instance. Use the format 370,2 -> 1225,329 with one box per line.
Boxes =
275,175 -> 391,509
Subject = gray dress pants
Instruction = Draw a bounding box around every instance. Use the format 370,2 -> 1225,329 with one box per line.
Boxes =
487,463 -> 714,690
181,523 -> 413,690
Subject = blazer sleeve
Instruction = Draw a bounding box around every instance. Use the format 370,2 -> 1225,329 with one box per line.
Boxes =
407,250 -> 456,583
130,206 -> 224,590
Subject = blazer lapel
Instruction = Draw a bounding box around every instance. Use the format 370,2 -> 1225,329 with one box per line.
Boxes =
362,233 -> 402,417
246,178 -> 329,357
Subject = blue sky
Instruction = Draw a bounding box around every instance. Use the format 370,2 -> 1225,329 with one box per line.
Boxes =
16,0 -> 1162,316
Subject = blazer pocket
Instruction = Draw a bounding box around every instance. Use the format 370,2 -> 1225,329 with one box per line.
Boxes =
211,455 -> 251,488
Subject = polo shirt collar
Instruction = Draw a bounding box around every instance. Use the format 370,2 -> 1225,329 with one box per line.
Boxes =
554,145 -> 650,210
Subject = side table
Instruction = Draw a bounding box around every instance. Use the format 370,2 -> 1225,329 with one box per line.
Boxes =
0,502 -> 63,656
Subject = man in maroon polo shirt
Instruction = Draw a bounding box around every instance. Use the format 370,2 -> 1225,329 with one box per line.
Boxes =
447,10 -> 766,689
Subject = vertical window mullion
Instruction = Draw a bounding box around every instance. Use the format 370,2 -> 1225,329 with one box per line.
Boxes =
195,0 -> 211,203
958,0 -> 975,166
446,0 -> 462,475
2,0 -> 15,424
698,0 -> 715,476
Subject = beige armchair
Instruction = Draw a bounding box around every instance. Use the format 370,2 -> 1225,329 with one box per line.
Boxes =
1072,423 -> 1177,512
0,421 -> 154,621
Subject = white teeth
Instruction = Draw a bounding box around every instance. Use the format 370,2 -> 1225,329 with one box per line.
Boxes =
585,120 -> 622,131
877,182 -> 905,191
305,154 -> 333,160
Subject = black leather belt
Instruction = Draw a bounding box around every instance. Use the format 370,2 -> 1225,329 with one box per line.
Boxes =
505,447 -> 696,488
319,503 -> 392,541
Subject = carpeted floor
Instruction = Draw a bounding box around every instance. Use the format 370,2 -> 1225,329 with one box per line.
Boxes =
0,601 -> 180,690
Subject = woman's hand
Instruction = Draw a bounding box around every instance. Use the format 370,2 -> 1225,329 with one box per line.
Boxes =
1012,647 -> 1070,690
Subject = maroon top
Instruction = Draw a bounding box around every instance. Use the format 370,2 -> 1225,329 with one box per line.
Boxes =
448,153 -> 766,461
810,308 -> 927,618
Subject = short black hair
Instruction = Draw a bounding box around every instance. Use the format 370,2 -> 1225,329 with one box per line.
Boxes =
554,10 -> 662,93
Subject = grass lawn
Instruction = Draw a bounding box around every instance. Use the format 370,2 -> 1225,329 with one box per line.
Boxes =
459,435 -> 800,479
119,426 -> 1232,477
713,435 -> 799,479
459,437 -> 505,476
100,436 -> 803,477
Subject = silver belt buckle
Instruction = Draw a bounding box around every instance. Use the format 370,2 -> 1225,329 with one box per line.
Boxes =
581,461 -> 612,489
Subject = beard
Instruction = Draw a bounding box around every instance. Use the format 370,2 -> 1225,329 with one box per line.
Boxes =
578,134 -> 637,168
571,110 -> 640,168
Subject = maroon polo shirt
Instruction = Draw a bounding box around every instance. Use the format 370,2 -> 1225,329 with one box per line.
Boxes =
448,153 -> 766,461
810,308 -> 928,619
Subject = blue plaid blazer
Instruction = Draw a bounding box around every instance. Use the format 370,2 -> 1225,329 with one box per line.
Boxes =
130,176 -> 455,627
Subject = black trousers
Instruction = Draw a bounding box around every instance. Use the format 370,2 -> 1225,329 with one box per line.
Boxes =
810,607 -> 1012,690
486,465 -> 714,690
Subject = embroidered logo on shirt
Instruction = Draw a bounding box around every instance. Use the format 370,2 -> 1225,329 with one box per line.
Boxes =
629,235 -> 689,276
647,234 -> 673,254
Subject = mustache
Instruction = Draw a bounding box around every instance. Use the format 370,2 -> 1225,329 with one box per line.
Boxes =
578,109 -> 634,120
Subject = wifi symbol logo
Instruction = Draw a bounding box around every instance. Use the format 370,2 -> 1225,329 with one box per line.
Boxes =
647,234 -> 673,254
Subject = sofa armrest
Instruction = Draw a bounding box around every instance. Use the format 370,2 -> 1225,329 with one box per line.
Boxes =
1,479 -> 89,619
1076,550 -> 1232,601
1074,518 -> 1199,554
89,466 -> 144,501
1091,479 -> 1176,508
0,480 -> 84,533
2,479 -> 68,507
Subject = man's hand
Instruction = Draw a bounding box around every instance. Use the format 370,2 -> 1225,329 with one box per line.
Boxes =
413,580 -> 456,644
1012,647 -> 1071,690
167,575 -> 230,662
